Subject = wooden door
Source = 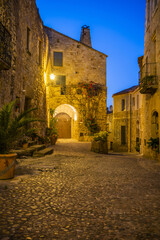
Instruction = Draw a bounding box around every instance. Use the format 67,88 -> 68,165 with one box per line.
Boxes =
55,113 -> 71,138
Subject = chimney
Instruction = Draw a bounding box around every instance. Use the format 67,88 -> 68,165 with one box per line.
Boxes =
80,25 -> 92,47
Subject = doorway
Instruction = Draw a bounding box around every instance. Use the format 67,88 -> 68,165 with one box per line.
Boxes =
55,113 -> 71,138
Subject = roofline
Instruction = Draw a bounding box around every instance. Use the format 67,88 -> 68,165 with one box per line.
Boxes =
112,85 -> 139,97
44,25 -> 108,57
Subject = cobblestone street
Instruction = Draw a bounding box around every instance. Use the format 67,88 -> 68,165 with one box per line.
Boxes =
0,139 -> 160,240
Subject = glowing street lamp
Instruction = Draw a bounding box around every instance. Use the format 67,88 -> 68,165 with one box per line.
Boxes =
50,74 -> 55,80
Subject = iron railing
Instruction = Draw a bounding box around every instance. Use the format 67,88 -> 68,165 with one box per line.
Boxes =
139,62 -> 158,94
0,21 -> 11,70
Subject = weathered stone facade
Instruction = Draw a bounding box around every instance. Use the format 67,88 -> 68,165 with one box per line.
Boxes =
45,26 -> 107,140
139,0 -> 160,159
112,86 -> 142,152
0,0 -> 47,134
0,1 -> 107,140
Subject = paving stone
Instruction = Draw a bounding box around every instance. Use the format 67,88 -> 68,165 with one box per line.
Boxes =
0,139 -> 160,239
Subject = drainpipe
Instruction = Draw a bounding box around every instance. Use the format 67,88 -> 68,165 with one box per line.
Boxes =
130,94 -> 132,152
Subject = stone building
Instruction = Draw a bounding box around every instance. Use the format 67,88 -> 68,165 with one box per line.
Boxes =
0,1 -> 107,139
112,86 -> 142,152
0,0 -> 47,134
139,0 -> 160,159
44,25 -> 107,140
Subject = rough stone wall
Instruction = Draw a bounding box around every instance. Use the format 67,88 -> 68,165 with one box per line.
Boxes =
106,112 -> 113,150
0,0 -> 47,134
44,27 -> 107,86
45,27 -> 107,140
112,94 -> 129,152
141,0 -> 160,159
130,91 -> 143,153
112,90 -> 142,152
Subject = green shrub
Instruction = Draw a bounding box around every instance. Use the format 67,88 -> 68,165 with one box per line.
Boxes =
147,137 -> 159,153
93,131 -> 109,142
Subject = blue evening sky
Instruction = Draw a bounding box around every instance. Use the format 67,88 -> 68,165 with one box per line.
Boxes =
36,0 -> 146,107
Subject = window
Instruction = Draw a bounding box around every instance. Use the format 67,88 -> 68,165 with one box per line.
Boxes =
54,52 -> 63,66
121,99 -> 125,111
132,97 -> 135,106
55,75 -> 66,95
39,40 -> 42,65
55,75 -> 66,85
27,27 -> 30,53
121,126 -> 126,145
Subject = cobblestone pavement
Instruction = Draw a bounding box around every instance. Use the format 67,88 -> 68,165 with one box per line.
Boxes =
0,139 -> 160,240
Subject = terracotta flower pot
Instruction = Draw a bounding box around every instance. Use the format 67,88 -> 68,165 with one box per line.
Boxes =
0,153 -> 17,180
91,140 -> 108,154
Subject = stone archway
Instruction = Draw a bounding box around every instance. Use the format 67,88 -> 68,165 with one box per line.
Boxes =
55,113 -> 71,138
54,104 -> 78,139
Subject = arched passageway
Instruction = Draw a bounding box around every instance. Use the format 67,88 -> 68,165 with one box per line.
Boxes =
54,104 -> 78,139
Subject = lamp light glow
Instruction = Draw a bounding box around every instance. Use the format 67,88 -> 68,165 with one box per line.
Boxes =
50,74 -> 55,80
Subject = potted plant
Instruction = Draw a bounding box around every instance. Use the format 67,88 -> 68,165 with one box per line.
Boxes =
46,108 -> 58,145
147,137 -> 159,158
91,131 -> 109,154
26,128 -> 38,141
0,100 -> 44,179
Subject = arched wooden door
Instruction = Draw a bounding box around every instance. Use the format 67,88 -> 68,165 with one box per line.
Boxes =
55,113 -> 71,138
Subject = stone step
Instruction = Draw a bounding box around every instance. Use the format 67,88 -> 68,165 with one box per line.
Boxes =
33,147 -> 54,157
12,148 -> 35,158
12,144 -> 46,158
29,144 -> 46,152
28,140 -> 37,147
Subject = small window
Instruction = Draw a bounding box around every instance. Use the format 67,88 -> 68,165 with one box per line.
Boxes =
39,40 -> 42,65
54,52 -> 63,66
27,27 -> 30,53
132,97 -> 135,106
56,75 -> 66,85
122,99 -> 125,111
121,126 -> 126,145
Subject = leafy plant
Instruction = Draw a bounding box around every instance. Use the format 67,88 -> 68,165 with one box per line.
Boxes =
147,137 -> 159,153
93,131 -> 109,142
135,142 -> 140,152
0,100 -> 44,154
84,114 -> 100,134
45,108 -> 58,144
26,128 -> 38,140
49,109 -> 58,134
65,81 -> 105,135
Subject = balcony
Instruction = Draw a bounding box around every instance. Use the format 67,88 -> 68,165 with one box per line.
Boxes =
139,63 -> 158,94
0,21 -> 11,70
